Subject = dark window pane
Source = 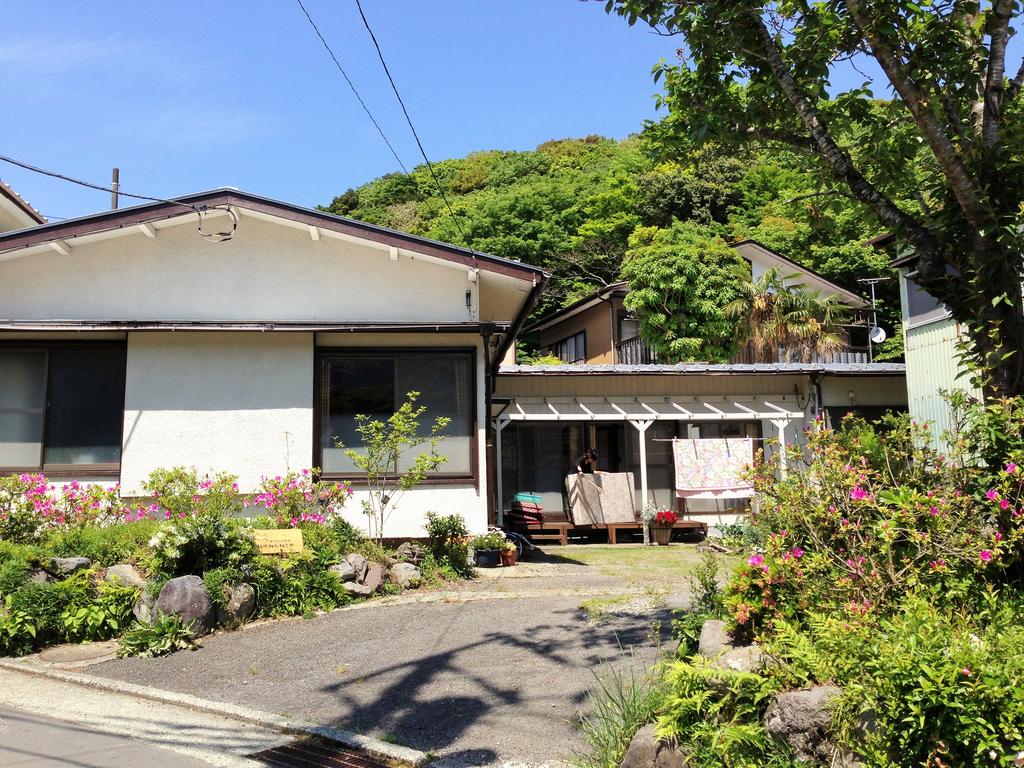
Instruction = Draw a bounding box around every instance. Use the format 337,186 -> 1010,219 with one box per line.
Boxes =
43,348 -> 125,466
906,276 -> 948,325
320,357 -> 395,473
0,351 -> 45,468
397,354 -> 472,474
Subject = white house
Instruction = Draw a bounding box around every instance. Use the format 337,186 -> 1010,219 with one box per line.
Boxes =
0,189 -> 546,537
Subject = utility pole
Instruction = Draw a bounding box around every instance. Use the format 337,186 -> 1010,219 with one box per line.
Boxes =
110,168 -> 120,210
857,277 -> 891,363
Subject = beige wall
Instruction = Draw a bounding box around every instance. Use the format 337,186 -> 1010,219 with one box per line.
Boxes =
537,301 -> 615,363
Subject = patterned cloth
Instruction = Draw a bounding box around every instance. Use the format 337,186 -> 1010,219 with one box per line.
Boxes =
673,438 -> 755,499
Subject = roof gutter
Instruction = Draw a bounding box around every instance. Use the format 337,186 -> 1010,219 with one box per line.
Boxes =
492,273 -> 548,378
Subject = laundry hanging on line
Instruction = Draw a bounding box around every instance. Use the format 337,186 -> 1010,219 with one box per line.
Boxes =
672,438 -> 755,499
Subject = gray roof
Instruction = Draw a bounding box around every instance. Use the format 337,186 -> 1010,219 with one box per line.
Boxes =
498,362 -> 906,376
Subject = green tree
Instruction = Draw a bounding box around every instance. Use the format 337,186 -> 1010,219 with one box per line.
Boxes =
342,392 -> 449,544
621,222 -> 744,362
724,267 -> 848,362
605,0 -> 1024,396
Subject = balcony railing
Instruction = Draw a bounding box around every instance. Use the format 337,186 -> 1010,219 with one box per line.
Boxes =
732,343 -> 871,365
615,336 -> 658,365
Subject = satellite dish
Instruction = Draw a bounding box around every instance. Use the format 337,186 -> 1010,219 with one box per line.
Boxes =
869,326 -> 887,344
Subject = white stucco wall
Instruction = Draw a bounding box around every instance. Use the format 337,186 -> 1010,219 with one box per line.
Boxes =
119,332 -> 315,495
114,330 -> 488,538
0,216 -> 478,323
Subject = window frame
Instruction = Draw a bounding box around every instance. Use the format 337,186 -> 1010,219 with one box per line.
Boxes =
546,330 -> 586,364
313,347 -> 479,487
0,341 -> 126,478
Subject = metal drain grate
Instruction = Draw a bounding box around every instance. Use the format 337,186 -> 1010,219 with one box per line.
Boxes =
247,738 -> 401,768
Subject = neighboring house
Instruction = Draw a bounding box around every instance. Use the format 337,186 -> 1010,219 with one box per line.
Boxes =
529,240 -> 870,366
891,250 -> 982,446
0,180 -> 46,232
0,189 -> 546,537
493,361 -> 907,526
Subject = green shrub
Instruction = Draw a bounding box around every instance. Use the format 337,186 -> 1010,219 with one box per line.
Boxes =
142,466 -> 243,519
117,614 -> 198,658
44,521 -> 159,567
0,473 -> 49,543
674,551 -> 724,655
201,566 -> 241,609
575,663 -> 667,768
147,514 -> 256,577
0,557 -> 32,598
425,512 -> 472,577
61,581 -> 139,642
0,608 -> 37,656
5,571 -> 95,648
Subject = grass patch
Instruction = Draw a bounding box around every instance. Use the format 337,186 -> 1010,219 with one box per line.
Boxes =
580,594 -> 634,622
555,545 -> 739,589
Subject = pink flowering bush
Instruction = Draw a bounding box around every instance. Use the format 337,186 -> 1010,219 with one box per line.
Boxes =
0,474 -> 136,543
727,410 -> 1024,634
251,470 -> 352,528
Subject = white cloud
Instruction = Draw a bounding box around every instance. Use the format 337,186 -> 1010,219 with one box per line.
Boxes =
0,36 -> 138,76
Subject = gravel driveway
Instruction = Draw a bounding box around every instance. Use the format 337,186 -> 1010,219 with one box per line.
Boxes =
90,551 -> 691,767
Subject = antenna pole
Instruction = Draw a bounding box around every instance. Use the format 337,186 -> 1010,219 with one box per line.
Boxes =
111,168 -> 120,210
857,277 -> 891,363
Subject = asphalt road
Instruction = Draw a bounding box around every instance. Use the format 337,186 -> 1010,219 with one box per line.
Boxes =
92,590 -> 677,766
0,706 -> 221,768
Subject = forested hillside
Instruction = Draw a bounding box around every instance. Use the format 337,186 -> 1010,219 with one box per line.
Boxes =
321,133 -> 901,360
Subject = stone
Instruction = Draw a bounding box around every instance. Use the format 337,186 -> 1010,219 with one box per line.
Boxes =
388,562 -> 422,589
343,581 -> 374,597
133,590 -> 155,624
104,564 -> 146,589
28,569 -> 50,584
345,553 -> 369,582
395,541 -> 425,565
764,685 -> 843,763
50,557 -> 91,575
620,724 -> 688,768
697,620 -> 732,659
154,575 -> 216,636
362,563 -> 386,593
714,643 -> 768,674
216,583 -> 256,629
329,561 -> 357,582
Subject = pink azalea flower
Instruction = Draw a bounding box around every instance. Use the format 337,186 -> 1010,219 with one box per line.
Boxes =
748,554 -> 764,568
961,667 -> 971,676
791,547 -> 804,559
850,487 -> 868,501
986,489 -> 999,501
979,549 -> 993,563
1005,462 -> 1018,474
1000,499 -> 1011,510
929,506 -> 940,516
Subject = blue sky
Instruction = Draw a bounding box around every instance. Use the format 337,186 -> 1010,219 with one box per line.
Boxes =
1,1 -> 679,221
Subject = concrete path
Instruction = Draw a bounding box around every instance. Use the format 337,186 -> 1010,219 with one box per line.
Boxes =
0,667 -> 290,767
85,556 -> 687,767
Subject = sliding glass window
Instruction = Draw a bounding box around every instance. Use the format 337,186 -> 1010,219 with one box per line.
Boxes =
318,350 -> 474,477
0,345 -> 126,473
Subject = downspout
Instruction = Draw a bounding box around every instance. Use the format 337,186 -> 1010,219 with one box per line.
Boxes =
481,322 -> 496,525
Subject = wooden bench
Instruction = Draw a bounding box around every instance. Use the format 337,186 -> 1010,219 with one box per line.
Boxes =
508,517 -> 708,546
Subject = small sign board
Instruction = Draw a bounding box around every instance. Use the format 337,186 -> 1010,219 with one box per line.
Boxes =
253,528 -> 304,555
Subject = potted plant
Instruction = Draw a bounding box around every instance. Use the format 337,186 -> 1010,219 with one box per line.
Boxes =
652,509 -> 677,546
472,532 -> 504,567
499,538 -> 517,567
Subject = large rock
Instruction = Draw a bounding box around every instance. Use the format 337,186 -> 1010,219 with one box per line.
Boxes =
154,575 -> 216,636
714,643 -> 768,674
51,557 -> 91,575
345,553 -> 369,582
329,561 -> 357,582
362,563 -> 386,593
764,686 -> 844,763
395,541 -> 425,565
28,569 -> 50,584
388,562 -> 421,589
620,724 -> 688,768
133,590 -> 155,624
104,564 -> 146,589
343,581 -> 374,597
216,583 -> 256,629
697,620 -> 732,659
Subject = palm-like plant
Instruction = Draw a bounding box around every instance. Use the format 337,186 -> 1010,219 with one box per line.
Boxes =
724,267 -> 849,363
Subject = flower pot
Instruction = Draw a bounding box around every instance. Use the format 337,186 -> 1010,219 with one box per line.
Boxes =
652,525 -> 673,546
499,550 -> 517,567
475,549 -> 500,567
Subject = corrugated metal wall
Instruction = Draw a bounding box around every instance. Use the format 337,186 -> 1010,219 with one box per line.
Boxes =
904,317 -> 981,446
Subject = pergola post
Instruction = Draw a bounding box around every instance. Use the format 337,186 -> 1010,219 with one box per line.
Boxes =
771,419 -> 791,478
495,416 -> 508,526
629,419 -> 653,544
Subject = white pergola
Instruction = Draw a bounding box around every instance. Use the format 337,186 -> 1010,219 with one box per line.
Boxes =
494,395 -> 807,516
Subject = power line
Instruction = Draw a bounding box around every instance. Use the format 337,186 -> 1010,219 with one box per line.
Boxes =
294,0 -> 409,175
0,154 -> 237,241
353,0 -> 475,254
